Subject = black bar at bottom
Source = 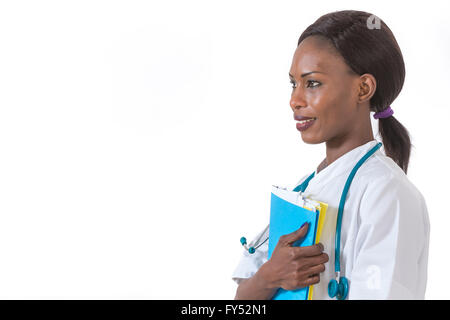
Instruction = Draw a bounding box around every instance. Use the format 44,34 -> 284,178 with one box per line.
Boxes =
0,299 -> 442,318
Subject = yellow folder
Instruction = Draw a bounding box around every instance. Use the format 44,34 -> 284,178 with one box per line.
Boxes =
303,200 -> 328,300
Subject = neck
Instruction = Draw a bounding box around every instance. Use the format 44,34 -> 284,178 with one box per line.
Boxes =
325,133 -> 374,168
324,112 -> 375,168
316,157 -> 328,174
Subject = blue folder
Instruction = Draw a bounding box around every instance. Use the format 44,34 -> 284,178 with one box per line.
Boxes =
268,192 -> 319,300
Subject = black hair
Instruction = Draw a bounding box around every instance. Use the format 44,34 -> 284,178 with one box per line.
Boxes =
298,10 -> 412,174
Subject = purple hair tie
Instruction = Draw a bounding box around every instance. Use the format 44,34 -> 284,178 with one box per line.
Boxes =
373,106 -> 394,119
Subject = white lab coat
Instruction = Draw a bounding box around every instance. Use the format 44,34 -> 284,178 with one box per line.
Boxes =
231,139 -> 430,299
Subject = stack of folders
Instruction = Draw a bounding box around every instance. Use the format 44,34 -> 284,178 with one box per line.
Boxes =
268,185 -> 328,300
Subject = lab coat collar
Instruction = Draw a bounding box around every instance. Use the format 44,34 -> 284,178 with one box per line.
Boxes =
305,139 -> 381,193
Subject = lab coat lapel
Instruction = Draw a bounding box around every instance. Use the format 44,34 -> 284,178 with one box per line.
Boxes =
305,140 -> 380,194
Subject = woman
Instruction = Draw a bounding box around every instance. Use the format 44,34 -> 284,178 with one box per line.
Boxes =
231,10 -> 430,300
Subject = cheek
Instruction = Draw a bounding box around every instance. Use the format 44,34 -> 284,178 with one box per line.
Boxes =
314,95 -> 352,133
306,82 -> 356,128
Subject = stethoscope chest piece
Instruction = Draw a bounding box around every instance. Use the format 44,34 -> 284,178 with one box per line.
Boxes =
328,276 -> 349,300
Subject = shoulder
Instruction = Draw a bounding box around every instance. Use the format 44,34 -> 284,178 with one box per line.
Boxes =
356,151 -> 424,201
355,151 -> 428,225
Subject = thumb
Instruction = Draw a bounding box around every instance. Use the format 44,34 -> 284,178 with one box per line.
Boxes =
279,221 -> 309,247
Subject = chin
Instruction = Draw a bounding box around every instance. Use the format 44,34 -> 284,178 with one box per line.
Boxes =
300,133 -> 323,145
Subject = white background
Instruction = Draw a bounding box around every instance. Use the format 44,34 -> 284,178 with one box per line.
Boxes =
0,0 -> 448,299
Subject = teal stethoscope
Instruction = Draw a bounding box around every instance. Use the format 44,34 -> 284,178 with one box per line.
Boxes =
240,142 -> 383,300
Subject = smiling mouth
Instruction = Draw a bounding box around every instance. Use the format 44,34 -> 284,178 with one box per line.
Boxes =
296,117 -> 317,125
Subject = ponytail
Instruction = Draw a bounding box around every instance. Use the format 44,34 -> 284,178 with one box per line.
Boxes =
378,116 -> 411,174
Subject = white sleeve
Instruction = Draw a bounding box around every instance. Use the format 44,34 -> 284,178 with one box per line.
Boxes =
348,175 -> 430,299
231,224 -> 269,285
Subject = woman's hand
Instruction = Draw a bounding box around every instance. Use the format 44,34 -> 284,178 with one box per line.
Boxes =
259,222 -> 329,291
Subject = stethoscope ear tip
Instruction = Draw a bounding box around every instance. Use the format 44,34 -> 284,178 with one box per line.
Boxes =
240,237 -> 256,254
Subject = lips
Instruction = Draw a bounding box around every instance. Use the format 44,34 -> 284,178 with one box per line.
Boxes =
294,115 -> 316,121
296,118 -> 316,132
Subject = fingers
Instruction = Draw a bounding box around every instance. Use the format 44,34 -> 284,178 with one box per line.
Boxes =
297,273 -> 321,288
296,264 -> 326,287
304,274 -> 320,286
290,242 -> 324,257
299,253 -> 329,269
277,222 -> 309,247
277,249 -> 328,291
282,269 -> 321,291
305,262 -> 326,275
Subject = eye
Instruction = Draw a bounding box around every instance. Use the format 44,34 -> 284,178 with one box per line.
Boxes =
306,80 -> 321,88
290,80 -> 297,89
290,79 -> 321,90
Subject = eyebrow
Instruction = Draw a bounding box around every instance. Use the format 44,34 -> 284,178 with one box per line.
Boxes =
289,71 -> 326,78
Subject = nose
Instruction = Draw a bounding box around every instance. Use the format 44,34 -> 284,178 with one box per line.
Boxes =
290,88 -> 307,112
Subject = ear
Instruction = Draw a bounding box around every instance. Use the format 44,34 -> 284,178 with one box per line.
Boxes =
357,73 -> 377,103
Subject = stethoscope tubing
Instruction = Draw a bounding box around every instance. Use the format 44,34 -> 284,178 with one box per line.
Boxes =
334,142 -> 382,272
